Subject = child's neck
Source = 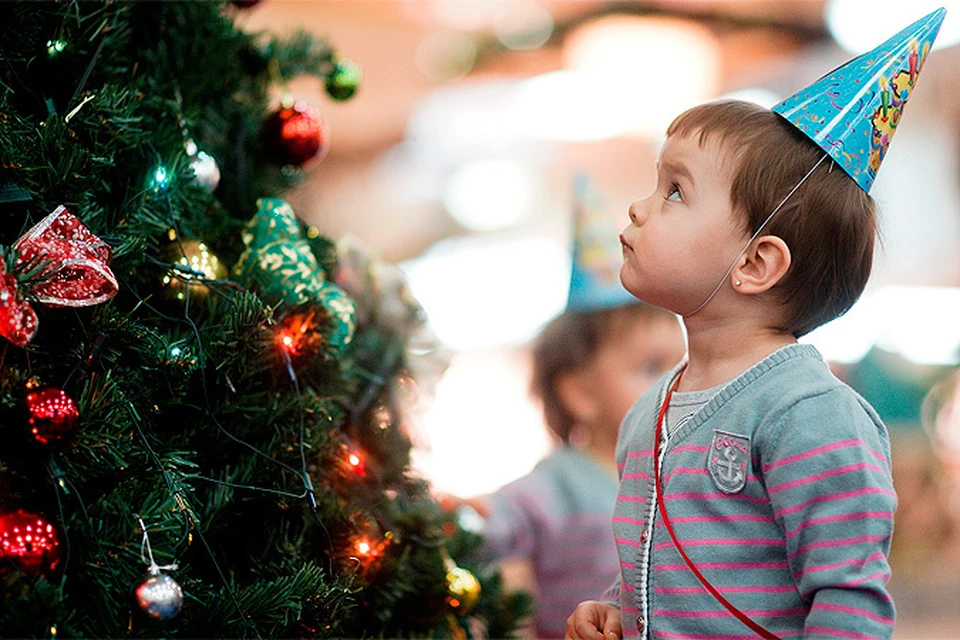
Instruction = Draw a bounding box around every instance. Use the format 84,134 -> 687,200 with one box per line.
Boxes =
680,317 -> 796,392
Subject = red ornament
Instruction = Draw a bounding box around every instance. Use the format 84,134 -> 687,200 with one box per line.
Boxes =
0,205 -> 118,347
26,387 -> 80,446
263,101 -> 329,167
0,510 -> 63,575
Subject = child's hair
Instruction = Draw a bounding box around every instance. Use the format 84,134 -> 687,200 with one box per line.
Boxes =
531,302 -> 672,442
667,99 -> 877,338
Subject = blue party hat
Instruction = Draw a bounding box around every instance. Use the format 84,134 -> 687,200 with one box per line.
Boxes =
566,173 -> 636,312
773,7 -> 946,193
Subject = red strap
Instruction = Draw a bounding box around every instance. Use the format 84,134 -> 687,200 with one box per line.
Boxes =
653,372 -> 781,640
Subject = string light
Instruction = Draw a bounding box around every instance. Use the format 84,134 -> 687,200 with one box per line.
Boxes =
46,39 -> 67,57
275,312 -> 320,357
151,165 -> 171,190
346,448 -> 367,477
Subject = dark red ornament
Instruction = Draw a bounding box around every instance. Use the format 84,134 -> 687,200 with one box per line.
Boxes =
26,387 -> 80,446
263,101 -> 329,167
0,510 -> 63,575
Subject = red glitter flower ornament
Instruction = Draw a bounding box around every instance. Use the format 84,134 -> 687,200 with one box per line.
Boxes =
0,206 -> 118,347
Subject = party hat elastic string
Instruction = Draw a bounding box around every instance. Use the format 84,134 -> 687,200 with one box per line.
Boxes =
684,152 -> 830,317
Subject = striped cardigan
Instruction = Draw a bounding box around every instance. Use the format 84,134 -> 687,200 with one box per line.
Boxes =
605,344 -> 897,639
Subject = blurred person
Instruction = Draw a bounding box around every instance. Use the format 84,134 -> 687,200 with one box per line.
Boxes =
471,175 -> 686,640
565,10 -> 946,640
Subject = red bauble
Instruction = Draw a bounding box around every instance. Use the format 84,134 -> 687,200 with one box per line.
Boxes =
26,387 -> 80,446
263,101 -> 329,167
0,510 -> 63,575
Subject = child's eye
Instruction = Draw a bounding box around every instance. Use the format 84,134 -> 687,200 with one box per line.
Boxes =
665,184 -> 683,202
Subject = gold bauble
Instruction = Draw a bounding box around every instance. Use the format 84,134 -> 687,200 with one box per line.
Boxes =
161,237 -> 227,303
446,566 -> 481,615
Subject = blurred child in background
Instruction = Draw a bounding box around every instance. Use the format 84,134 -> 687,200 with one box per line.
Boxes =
473,176 -> 686,639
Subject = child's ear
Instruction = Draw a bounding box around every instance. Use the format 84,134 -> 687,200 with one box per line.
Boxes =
556,370 -> 598,425
732,235 -> 791,294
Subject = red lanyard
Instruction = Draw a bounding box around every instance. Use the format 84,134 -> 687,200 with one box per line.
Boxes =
652,372 -> 780,640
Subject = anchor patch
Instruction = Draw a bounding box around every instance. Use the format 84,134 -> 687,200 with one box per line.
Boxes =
708,430 -> 750,494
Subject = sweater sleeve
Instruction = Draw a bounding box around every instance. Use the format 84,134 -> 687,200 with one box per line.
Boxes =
600,575 -> 621,607
763,388 -> 897,640
477,471 -> 547,561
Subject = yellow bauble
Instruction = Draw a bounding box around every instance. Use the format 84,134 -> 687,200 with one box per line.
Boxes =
161,238 -> 227,303
446,566 -> 481,615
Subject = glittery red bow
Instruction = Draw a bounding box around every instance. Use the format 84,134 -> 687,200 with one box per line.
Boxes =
0,206 -> 118,347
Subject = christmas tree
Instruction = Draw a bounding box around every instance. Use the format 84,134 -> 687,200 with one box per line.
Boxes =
0,2 -> 528,637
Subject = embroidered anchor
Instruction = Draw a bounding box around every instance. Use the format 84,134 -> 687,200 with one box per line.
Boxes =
708,430 -> 750,494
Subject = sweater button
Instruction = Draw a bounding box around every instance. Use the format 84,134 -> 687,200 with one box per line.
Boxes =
636,617 -> 645,633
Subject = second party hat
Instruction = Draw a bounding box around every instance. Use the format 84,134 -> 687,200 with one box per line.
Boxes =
772,7 -> 946,193
566,173 -> 636,312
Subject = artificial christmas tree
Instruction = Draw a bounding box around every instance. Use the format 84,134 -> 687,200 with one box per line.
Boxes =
0,2 -> 528,637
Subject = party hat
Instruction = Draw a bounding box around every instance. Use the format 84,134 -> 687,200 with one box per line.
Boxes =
566,173 -> 636,312
772,7 -> 946,193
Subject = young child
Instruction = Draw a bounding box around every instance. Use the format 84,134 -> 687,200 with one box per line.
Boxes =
476,176 -> 686,640
565,9 -> 946,640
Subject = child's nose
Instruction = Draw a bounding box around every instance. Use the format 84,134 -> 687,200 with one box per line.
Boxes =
628,200 -> 647,226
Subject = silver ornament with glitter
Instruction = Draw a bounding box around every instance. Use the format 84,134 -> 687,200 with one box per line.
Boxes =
135,573 -> 184,619
186,139 -> 220,193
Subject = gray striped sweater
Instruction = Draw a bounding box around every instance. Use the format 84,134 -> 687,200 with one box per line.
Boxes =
605,343 -> 897,639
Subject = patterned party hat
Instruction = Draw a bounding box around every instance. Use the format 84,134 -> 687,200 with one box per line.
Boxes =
772,7 -> 946,193
566,173 -> 636,312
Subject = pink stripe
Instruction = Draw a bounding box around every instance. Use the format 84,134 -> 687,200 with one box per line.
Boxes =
623,472 -> 650,480
655,632 -> 802,640
623,629 -> 639,638
621,606 -> 638,614
804,627 -> 882,640
621,583 -> 635,592
616,537 -> 641,547
664,491 -> 769,504
627,450 -> 654,458
618,494 -> 646,503
768,463 -> 883,493
656,561 -> 788,571
670,444 -> 710,454
653,608 -> 806,618
789,535 -> 887,559
840,571 -> 891,589
613,515 -> 646,526
775,487 -> 895,517
656,514 -> 774,526
654,538 -> 784,550
794,552 -> 886,578
763,439 -> 860,471
655,585 -> 796,594
620,561 -> 636,569
786,511 -> 894,538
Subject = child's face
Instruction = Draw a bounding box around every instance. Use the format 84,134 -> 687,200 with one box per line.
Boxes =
619,131 -> 748,316
577,315 -> 686,437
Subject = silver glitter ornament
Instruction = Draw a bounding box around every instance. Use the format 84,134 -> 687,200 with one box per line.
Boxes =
135,573 -> 184,619
186,139 -> 220,193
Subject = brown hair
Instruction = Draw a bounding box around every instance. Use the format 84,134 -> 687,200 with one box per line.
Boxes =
530,303 -> 673,442
667,99 -> 877,338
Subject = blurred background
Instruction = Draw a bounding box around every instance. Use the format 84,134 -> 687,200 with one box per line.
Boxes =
239,1 -> 960,636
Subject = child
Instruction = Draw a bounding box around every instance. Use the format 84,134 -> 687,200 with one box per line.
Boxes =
476,176 -> 686,640
565,9 -> 946,640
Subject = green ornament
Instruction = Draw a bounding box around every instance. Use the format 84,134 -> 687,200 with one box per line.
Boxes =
325,60 -> 362,101
232,198 -> 356,353
318,282 -> 356,353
